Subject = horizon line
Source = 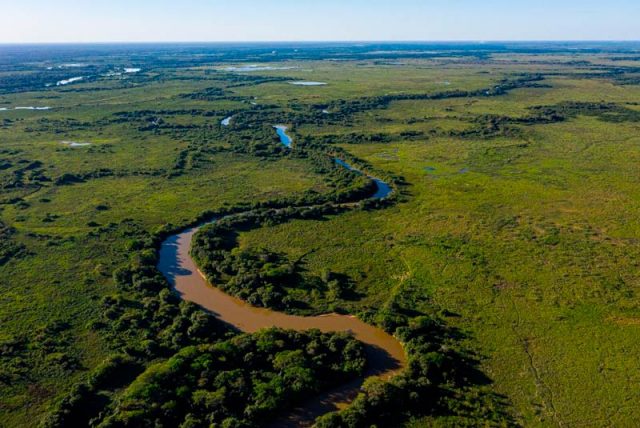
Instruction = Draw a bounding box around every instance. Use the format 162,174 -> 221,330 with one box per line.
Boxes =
2,39 -> 640,46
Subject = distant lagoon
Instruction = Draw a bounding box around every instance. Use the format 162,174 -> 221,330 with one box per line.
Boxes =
61,141 -> 91,148
289,81 -> 327,86
0,106 -> 52,111
225,65 -> 298,72
57,76 -> 84,86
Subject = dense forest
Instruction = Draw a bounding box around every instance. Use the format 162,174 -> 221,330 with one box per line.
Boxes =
99,329 -> 366,428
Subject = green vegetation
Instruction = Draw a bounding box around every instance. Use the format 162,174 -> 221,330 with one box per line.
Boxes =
99,329 -> 365,428
2,43 -> 640,427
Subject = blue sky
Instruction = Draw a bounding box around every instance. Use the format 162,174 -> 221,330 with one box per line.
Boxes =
1,0 -> 639,43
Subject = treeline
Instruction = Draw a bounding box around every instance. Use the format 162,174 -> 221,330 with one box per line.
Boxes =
21,118 -> 98,134
98,329 -> 365,428
528,101 -> 640,123
219,123 -> 394,205
295,134 -> 406,197
222,74 -> 293,88
459,101 -> 640,138
312,133 -> 393,145
111,110 -> 233,134
0,62 -> 150,94
226,125 -> 290,158
229,109 -> 333,131
53,168 -> 166,186
112,109 -> 219,119
179,87 -> 248,102
319,74 -> 545,116
573,66 -> 640,86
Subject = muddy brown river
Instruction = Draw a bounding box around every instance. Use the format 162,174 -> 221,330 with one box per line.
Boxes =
158,128 -> 405,426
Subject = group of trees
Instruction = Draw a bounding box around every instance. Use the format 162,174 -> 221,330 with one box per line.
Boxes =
191,206 -> 357,313
1,320 -> 82,417
43,219 -> 230,427
315,311 -> 514,427
311,133 -> 393,146
0,68 -> 93,94
1,159 -> 49,190
222,74 -> 293,89
180,87 -> 249,103
197,245 -> 299,310
225,125 -> 290,158
99,329 -> 366,428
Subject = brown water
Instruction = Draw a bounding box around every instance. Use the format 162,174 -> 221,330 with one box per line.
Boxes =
158,224 -> 407,426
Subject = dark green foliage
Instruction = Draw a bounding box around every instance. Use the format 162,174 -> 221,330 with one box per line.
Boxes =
1,321 -> 81,395
180,87 -> 227,100
98,329 -> 366,428
529,101 -> 640,123
0,221 -> 26,265
0,159 -> 49,189
179,87 -> 248,102
316,314 -> 513,427
41,355 -> 143,428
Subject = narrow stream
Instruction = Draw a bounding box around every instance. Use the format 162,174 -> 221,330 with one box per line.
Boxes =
158,125 -> 404,426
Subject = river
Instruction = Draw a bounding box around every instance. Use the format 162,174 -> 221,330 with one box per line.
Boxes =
158,125 -> 404,426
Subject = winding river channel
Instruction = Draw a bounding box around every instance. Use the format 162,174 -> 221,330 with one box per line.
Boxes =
158,125 -> 406,427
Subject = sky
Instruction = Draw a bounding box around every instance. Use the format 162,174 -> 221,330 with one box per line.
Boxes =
1,0 -> 639,43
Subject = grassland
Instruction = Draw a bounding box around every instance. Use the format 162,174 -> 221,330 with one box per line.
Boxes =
2,43 -> 640,427
239,76 -> 640,426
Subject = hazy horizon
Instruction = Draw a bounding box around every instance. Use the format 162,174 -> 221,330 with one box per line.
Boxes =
1,40 -> 640,46
2,0 -> 639,44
